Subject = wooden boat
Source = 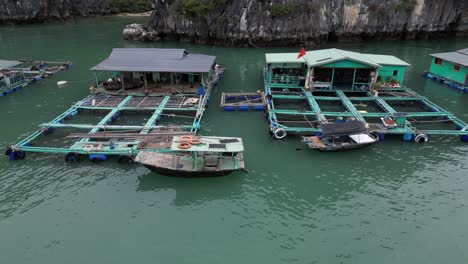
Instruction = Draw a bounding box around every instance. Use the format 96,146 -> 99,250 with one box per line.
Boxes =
135,136 -> 245,177
302,121 -> 379,152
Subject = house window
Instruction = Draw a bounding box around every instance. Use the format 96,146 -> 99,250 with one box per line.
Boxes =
454,65 -> 460,71
435,58 -> 442,65
393,70 -> 398,76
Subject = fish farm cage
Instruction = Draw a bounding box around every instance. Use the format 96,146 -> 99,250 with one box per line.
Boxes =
264,82 -> 468,143
0,59 -> 72,96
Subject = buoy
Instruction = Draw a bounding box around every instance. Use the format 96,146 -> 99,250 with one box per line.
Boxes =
14,151 -> 26,160
65,152 -> 80,163
57,81 -> 68,87
378,133 -> 385,142
91,99 -> 96,106
89,154 -> 107,162
179,135 -> 194,142
253,105 -> 265,111
223,106 -> 236,111
273,128 -> 287,140
178,142 -> 192,149
461,135 -> 468,142
414,133 -> 429,143
402,133 -> 413,142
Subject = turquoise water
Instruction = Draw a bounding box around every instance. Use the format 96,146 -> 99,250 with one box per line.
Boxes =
1,17 -> 468,263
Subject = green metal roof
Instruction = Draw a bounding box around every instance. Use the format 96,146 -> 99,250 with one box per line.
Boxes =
363,54 -> 410,66
170,136 -> 244,153
0,60 -> 21,70
265,48 -> 410,68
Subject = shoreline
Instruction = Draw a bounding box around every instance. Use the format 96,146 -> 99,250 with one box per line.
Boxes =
116,11 -> 152,17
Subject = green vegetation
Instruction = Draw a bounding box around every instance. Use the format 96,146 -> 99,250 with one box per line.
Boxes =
386,76 -> 400,84
174,0 -> 227,18
271,3 -> 295,17
394,0 -> 417,13
367,4 -> 386,17
106,0 -> 152,13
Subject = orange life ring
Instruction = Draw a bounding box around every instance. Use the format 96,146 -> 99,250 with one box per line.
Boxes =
178,142 -> 192,149
190,139 -> 202,145
179,135 -> 193,142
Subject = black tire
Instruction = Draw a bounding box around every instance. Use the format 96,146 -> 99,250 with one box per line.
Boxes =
118,155 -> 134,164
15,151 -> 26,160
65,152 -> 80,163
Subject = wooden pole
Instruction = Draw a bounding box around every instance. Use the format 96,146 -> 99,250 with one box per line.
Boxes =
120,72 -> 125,90
331,68 -> 335,90
94,71 -> 99,88
352,68 -> 357,91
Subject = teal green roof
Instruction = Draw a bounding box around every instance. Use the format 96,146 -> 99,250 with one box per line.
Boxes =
170,136 -> 244,153
265,48 -> 410,68
265,53 -> 305,64
364,54 -> 410,66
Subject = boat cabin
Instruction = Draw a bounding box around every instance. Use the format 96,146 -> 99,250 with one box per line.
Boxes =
265,48 -> 410,92
90,48 -> 217,95
303,121 -> 378,151
428,48 -> 468,88
135,136 -> 245,177
0,60 -> 26,94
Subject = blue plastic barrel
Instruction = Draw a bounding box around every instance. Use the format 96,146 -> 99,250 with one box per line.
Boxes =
402,133 -> 413,142
378,133 -> 385,141
89,154 -> 107,161
253,105 -> 265,111
239,106 -> 249,111
223,106 -> 236,111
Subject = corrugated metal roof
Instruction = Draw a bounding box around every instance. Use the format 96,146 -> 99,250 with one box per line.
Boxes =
265,48 -> 410,68
305,49 -> 382,68
265,53 -> 305,64
364,54 -> 410,66
0,60 -> 21,70
90,48 -> 216,73
457,48 -> 468,55
430,51 -> 468,67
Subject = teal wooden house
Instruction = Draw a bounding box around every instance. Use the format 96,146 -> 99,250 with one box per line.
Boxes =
265,48 -> 410,92
425,48 -> 468,92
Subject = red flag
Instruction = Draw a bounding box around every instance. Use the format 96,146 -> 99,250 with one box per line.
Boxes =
297,48 -> 306,59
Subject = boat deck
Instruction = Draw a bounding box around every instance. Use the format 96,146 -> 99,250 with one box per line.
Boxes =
136,152 -> 243,171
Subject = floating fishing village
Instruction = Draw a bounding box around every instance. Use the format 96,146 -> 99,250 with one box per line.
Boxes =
2,1 -> 468,262
0,59 -> 72,96
4,47 -> 468,174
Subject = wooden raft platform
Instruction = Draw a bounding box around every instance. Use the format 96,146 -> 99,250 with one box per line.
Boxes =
220,92 -> 266,111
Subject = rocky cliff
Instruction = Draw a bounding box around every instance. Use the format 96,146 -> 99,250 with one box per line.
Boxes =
0,0 -> 153,24
123,0 -> 468,46
0,0 -> 112,23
